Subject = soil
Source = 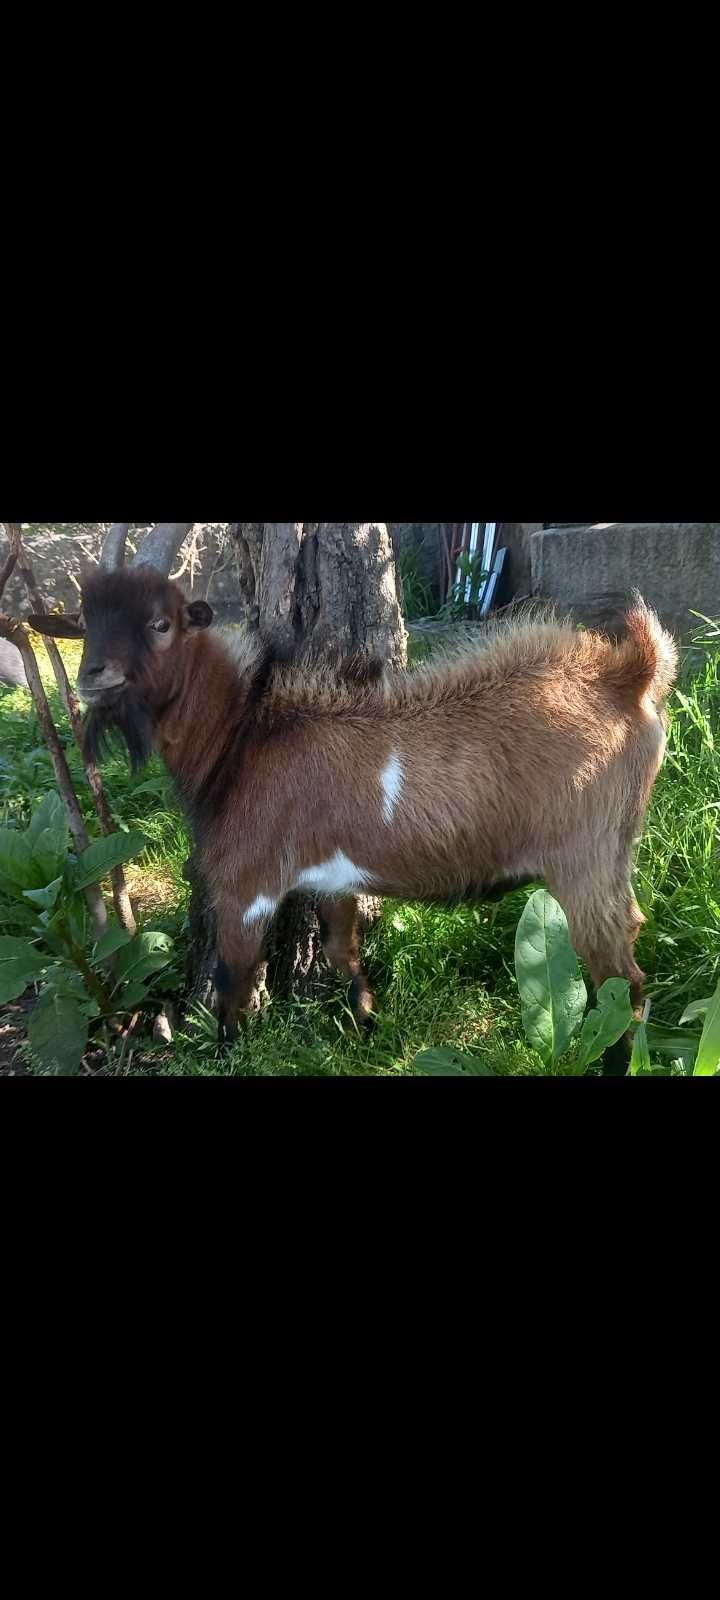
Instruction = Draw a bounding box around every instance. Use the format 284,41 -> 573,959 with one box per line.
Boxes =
0,991 -> 35,1075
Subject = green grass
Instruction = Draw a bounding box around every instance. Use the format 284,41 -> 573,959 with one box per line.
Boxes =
2,626 -> 719,1075
165,895 -> 545,1077
634,635 -> 720,1019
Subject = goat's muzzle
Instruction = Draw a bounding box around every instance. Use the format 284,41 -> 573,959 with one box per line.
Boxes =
78,669 -> 128,706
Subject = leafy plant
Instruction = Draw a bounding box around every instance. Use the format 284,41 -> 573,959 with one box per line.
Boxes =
413,888 -> 720,1077
684,976 -> 720,1076
439,550 -> 490,621
0,793 -> 175,1074
397,546 -> 435,621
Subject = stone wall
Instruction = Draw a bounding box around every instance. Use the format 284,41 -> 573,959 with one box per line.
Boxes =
531,524 -> 720,639
494,524 -> 543,597
2,524 -> 243,621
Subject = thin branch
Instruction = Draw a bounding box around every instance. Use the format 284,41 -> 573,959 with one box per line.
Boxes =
169,524 -> 204,582
0,549 -> 17,598
0,613 -> 108,940
14,527 -> 136,934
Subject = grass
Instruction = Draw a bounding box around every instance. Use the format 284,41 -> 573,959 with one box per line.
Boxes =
634,635 -> 720,1019
2,626 -> 719,1075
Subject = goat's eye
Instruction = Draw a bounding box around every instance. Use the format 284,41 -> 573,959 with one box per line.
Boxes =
151,619 -> 171,634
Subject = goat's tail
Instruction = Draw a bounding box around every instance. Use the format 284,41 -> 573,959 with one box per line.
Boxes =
606,592 -> 678,706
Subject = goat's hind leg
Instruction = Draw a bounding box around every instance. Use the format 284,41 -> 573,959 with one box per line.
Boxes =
318,896 -> 376,1028
544,856 -> 646,1074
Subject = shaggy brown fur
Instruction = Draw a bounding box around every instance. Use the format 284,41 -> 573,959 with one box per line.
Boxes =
31,574 -> 678,1044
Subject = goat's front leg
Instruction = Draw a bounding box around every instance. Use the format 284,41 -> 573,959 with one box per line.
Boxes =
215,907 -> 272,1047
318,895 -> 376,1028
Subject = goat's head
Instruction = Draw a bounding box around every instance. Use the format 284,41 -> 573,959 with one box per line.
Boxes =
29,523 -> 213,768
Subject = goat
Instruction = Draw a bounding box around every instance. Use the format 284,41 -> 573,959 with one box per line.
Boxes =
30,522 -> 678,1047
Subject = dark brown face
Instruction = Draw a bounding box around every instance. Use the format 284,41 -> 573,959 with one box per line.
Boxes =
77,570 -> 185,707
30,569 -> 213,708
29,569 -> 213,770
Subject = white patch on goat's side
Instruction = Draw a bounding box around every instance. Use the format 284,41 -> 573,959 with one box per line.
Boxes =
380,751 -> 404,824
296,851 -> 375,896
243,894 -> 279,926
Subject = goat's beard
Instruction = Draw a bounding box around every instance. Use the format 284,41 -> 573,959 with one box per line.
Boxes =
83,692 -> 155,773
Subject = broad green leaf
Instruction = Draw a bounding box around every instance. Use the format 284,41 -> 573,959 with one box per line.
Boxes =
679,997 -> 711,1024
91,924 -> 133,965
128,952 -> 173,982
118,980 -> 158,1008
1,900 -> 39,932
0,873 -> 39,905
28,791 -> 68,849
114,930 -> 173,982
29,794 -> 68,879
32,827 -> 68,884
0,935 -> 47,1005
629,1022 -> 652,1076
645,1023 -> 699,1066
413,1047 -> 496,1076
23,877 -> 63,911
515,890 -> 587,1065
39,909 -> 72,958
65,892 -> 88,948
28,991 -> 88,1076
574,978 -> 633,1071
71,830 -> 148,892
0,828 -> 42,890
693,976 -> 720,1076
42,967 -> 90,1002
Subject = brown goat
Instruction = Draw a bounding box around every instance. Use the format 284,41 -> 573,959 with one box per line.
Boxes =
31,524 -> 678,1047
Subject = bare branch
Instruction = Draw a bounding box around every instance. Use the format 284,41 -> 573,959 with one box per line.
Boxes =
0,523 -> 20,599
169,525 -> 205,582
13,527 -> 136,934
0,613 -> 108,940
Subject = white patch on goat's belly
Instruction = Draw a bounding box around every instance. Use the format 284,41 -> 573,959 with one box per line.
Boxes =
243,894 -> 279,926
296,850 -> 375,896
380,751 -> 404,824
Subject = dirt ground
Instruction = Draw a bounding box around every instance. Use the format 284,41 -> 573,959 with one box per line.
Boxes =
0,992 -> 34,1075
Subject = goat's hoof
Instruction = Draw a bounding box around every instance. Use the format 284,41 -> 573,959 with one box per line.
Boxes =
218,1019 -> 239,1051
350,977 -> 377,1031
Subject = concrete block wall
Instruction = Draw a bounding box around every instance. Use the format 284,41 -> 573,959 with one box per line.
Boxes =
531,524 -> 720,638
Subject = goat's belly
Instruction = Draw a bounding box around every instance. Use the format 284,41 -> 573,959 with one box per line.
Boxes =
367,860 -> 542,905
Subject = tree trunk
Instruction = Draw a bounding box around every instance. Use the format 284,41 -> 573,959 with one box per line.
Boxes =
186,524 -> 407,1011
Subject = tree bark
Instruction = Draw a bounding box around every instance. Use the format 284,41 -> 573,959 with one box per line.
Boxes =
187,524 -> 407,1010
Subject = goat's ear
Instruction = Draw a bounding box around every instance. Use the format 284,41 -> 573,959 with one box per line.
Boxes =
184,601 -> 214,630
27,613 -> 85,639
